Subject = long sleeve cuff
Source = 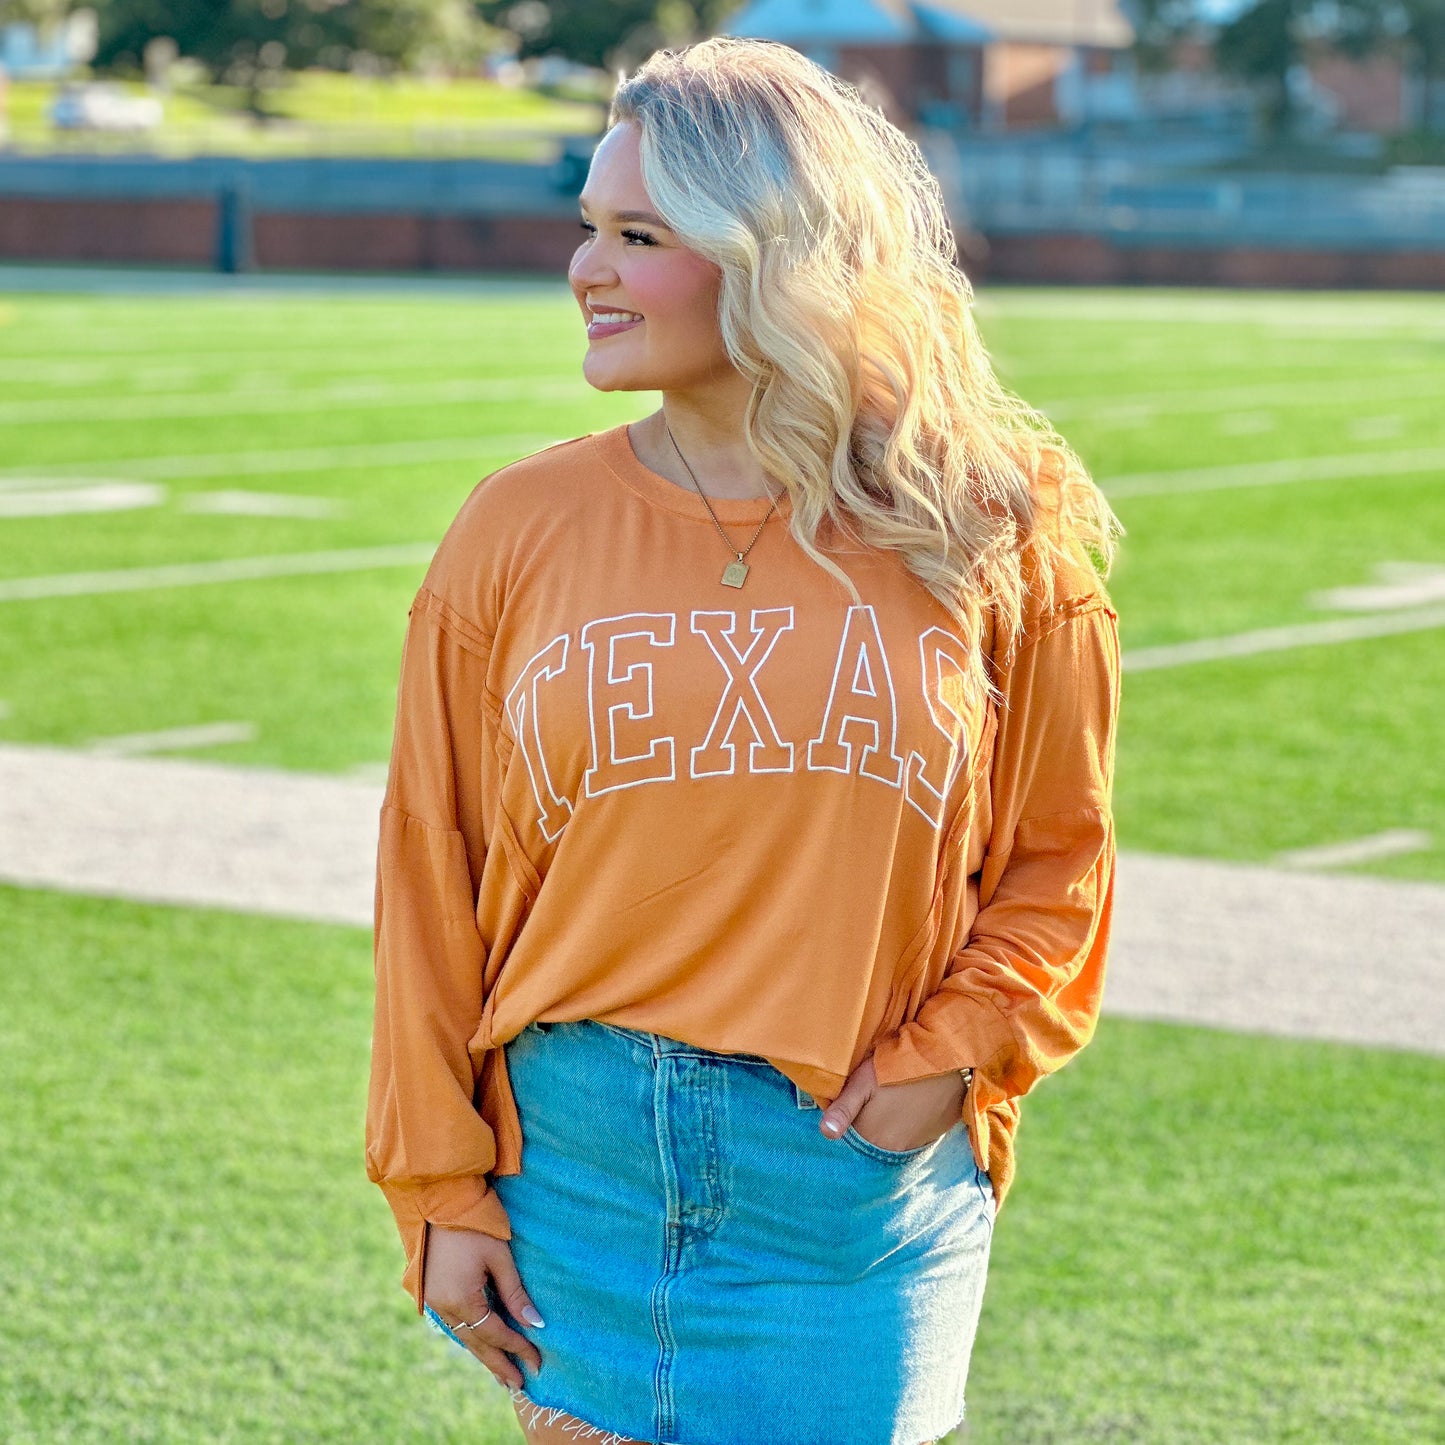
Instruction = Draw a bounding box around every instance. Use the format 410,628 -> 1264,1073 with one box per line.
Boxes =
377,1175 -> 513,1314
869,992 -> 1015,1087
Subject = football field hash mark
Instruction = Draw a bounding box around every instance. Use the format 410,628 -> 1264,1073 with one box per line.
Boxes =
1312,563 -> 1445,612
0,482 -> 166,517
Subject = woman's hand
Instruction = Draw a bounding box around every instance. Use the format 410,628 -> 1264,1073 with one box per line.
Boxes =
424,1224 -> 545,1391
820,1055 -> 967,1154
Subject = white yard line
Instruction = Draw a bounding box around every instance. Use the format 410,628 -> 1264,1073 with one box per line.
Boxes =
0,376 -> 585,425
5,442 -> 1436,506
1043,371 -> 1445,423
0,354 -> 566,386
977,292 -> 1445,330
0,434 -> 562,482
0,543 -> 438,603
1122,605 -> 1445,672
1103,446 -> 1445,499
86,721 -> 259,757
0,742 -> 1438,1055
179,490 -> 343,519
1277,830 -> 1432,870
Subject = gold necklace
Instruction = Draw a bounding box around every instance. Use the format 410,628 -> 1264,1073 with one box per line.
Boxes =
665,422 -> 780,589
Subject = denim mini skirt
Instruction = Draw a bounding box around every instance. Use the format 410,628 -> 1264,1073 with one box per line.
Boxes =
477,1016 -> 995,1445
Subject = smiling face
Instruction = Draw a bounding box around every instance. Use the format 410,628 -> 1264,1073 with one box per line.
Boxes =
568,122 -> 736,396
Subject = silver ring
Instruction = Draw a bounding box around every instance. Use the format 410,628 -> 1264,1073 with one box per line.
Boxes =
460,1308 -> 492,1329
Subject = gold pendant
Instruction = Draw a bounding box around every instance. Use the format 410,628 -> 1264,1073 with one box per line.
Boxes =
721,560 -> 749,588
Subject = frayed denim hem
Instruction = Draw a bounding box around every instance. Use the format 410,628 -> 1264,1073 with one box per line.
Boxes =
510,1387 -> 641,1444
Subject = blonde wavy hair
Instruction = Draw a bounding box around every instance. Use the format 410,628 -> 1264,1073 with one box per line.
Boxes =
610,37 -> 1121,699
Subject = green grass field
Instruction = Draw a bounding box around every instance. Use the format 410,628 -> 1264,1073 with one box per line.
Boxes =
2,72 -> 604,158
1,278 -> 1442,1441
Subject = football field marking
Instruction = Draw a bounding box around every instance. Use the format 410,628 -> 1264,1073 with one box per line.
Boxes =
1277,830 -> 1432,870
1218,411 -> 1277,435
978,291 -> 1445,331
4,548 -> 1443,680
1042,370 -> 1445,422
1122,604 -> 1445,672
0,543 -> 438,603
9,438 -> 1433,501
0,352 -> 565,386
0,481 -> 166,516
0,375 -> 584,425
1103,447 -> 1445,499
1312,563 -> 1445,612
180,490 -> 343,519
87,722 -> 259,757
0,433 -> 565,482
1349,414 -> 1404,441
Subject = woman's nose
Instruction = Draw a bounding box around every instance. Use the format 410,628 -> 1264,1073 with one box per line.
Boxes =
569,240 -> 615,293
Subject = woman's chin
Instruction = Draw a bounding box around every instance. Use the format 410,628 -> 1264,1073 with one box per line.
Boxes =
581,363 -> 653,394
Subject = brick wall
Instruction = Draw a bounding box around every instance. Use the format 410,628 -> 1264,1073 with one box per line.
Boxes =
976,231 -> 1445,287
0,195 -> 214,264
2,195 -> 1442,288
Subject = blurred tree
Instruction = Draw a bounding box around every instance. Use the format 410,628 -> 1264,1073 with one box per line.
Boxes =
1126,0 -> 1206,73
1391,0 -> 1445,129
1214,0 -> 1380,134
478,0 -> 742,71
0,0 -> 74,24
90,0 -> 500,96
350,0 -> 498,71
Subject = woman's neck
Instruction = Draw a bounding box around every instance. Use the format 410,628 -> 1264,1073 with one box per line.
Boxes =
632,396 -> 777,503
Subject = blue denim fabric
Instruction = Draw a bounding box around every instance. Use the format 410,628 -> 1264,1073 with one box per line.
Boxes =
458,1017 -> 993,1445
423,1303 -> 473,1352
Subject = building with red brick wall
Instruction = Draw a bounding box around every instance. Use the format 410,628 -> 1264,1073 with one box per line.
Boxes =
721,0 -> 1135,130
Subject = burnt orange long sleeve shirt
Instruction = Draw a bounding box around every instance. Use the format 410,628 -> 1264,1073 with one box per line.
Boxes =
366,424 -> 1121,1309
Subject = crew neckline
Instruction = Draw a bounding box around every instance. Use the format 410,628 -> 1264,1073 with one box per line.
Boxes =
591,422 -> 794,527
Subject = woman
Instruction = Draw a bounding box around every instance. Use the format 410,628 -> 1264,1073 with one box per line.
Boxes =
367,36 -> 1121,1445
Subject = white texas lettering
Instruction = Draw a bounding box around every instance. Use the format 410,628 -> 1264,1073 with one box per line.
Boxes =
689,607 -> 795,777
905,626 -> 974,826
579,613 -> 677,797
504,633 -> 572,842
806,604 -> 905,787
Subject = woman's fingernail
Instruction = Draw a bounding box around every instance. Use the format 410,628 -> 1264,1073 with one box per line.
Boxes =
822,1115 -> 843,1136
522,1305 -> 546,1327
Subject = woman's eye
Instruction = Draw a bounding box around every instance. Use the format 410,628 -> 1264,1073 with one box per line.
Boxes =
577,220 -> 656,247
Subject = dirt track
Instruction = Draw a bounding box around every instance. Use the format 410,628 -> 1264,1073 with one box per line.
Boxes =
3,742 -> 1441,1056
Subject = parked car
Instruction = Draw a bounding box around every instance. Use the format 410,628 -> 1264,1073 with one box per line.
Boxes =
49,82 -> 162,132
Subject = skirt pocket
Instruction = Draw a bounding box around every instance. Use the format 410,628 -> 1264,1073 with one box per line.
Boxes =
791,1078 -> 941,1164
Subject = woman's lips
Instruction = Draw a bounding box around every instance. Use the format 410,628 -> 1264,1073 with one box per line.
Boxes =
586,317 -> 643,340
